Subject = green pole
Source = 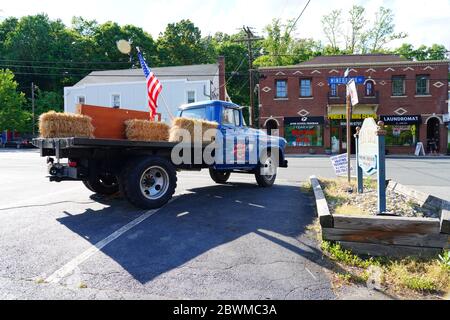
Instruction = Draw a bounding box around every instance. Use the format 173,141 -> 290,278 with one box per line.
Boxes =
377,121 -> 387,214
355,127 -> 363,194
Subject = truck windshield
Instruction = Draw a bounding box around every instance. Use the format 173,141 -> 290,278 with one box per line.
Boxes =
180,107 -> 206,120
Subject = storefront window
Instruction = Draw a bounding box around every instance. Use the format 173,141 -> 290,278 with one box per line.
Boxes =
385,125 -> 418,146
380,115 -> 421,147
284,117 -> 324,147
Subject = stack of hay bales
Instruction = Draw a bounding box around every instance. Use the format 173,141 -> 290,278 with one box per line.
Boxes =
169,117 -> 218,143
124,119 -> 170,142
39,111 -> 95,138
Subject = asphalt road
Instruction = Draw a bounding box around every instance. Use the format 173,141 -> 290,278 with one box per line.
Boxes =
284,155 -> 450,201
0,150 -> 335,300
1,150 -> 448,300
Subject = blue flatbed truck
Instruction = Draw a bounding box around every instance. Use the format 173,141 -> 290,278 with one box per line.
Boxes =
33,101 -> 288,209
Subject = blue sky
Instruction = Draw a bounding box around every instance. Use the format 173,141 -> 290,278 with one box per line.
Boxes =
1,0 -> 449,49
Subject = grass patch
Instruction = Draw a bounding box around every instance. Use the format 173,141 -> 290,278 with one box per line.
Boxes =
321,241 -> 450,298
320,177 -> 374,216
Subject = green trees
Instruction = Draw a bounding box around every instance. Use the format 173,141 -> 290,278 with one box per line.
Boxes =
254,19 -> 321,67
157,19 -> 209,66
0,69 -> 29,133
0,10 -> 447,134
321,5 -> 407,54
396,43 -> 448,61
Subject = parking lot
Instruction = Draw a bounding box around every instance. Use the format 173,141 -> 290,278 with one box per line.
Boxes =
0,150 -> 337,300
2,150 -> 450,300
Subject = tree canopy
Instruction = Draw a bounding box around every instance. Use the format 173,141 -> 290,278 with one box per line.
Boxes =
0,7 -> 447,133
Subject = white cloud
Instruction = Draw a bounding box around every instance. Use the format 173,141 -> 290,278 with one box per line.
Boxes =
1,0 -> 449,48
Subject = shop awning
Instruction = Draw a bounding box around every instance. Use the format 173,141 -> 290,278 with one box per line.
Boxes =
327,105 -> 378,119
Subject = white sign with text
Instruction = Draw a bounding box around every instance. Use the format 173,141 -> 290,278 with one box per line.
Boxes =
358,118 -> 378,176
331,153 -> 351,176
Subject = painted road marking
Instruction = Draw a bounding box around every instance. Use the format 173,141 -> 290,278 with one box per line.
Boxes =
249,203 -> 265,209
45,208 -> 160,284
305,267 -> 318,281
44,193 -> 189,284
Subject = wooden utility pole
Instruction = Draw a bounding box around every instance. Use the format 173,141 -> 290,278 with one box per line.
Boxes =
234,26 -> 262,128
346,93 -> 352,184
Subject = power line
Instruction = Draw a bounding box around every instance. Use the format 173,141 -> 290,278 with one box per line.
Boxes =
287,0 -> 312,37
0,58 -> 133,65
219,56 -> 247,89
8,71 -> 248,78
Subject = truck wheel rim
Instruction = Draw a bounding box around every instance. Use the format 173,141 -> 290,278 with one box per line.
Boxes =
263,157 -> 276,180
140,166 -> 170,200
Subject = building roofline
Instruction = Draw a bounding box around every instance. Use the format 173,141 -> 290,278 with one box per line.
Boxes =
258,59 -> 450,70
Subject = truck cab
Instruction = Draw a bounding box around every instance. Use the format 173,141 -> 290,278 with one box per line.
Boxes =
178,100 -> 288,186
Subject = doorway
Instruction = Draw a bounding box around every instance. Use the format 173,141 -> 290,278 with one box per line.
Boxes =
330,120 -> 358,154
266,119 -> 279,136
427,117 -> 440,153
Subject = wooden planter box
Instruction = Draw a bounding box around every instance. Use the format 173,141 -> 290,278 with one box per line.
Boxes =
310,176 -> 450,258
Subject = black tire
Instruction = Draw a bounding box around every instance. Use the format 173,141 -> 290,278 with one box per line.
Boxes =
82,174 -> 120,195
255,150 -> 278,188
209,169 -> 231,184
120,156 -> 177,209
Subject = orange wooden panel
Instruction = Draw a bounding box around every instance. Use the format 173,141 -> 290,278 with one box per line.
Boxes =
76,104 -> 161,140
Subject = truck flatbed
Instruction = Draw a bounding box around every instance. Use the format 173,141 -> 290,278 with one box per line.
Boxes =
32,137 -> 207,150
32,101 -> 288,209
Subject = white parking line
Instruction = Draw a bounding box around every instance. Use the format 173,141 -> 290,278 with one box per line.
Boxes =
44,193 -> 189,284
305,267 -> 318,281
45,208 -> 160,284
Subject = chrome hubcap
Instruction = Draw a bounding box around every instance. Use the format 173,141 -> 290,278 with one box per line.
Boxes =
262,157 -> 276,179
140,166 -> 169,200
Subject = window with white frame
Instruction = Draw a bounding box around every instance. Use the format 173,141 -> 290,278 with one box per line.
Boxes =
187,90 -> 196,104
111,94 -> 121,108
76,95 -> 86,104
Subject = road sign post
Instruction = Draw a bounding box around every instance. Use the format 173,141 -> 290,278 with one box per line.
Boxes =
357,118 -> 387,215
354,127 -> 364,194
377,121 -> 387,213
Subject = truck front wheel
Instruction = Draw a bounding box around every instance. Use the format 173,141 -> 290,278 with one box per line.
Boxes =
209,169 -> 231,184
82,174 -> 120,195
255,150 -> 278,188
120,157 -> 177,209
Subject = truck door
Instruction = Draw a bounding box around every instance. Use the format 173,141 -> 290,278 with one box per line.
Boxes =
215,107 -> 241,168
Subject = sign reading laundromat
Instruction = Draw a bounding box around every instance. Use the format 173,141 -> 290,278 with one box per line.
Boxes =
358,118 -> 379,176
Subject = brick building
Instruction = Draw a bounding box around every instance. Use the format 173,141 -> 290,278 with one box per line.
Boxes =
258,54 -> 449,155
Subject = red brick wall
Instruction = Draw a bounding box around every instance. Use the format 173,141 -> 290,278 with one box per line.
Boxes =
259,61 -> 449,154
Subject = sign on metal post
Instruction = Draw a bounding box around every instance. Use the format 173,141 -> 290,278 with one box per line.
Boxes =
328,76 -> 365,85
330,154 -> 352,177
357,118 -> 387,214
347,79 -> 359,106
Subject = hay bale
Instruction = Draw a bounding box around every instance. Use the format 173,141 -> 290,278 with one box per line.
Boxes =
124,119 -> 170,142
39,111 -> 94,138
169,117 -> 218,143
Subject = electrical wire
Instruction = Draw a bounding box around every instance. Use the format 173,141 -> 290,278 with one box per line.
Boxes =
287,0 -> 312,37
218,56 -> 247,89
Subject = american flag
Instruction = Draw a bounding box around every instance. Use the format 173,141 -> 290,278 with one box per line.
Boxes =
138,51 -> 162,120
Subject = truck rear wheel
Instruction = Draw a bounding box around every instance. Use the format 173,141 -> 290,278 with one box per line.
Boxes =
82,174 -> 120,195
120,156 -> 177,209
209,169 -> 231,184
255,150 -> 277,188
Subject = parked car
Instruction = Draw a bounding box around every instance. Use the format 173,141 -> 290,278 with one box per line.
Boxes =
2,139 -> 36,149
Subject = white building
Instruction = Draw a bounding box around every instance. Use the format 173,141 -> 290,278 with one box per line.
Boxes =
64,58 -> 226,123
